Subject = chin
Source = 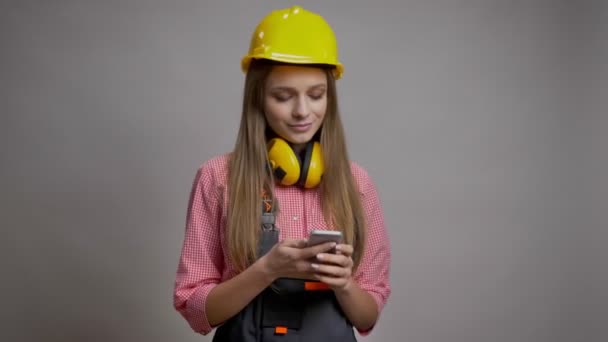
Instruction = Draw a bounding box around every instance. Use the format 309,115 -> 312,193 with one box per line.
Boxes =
277,132 -> 314,145
288,136 -> 315,145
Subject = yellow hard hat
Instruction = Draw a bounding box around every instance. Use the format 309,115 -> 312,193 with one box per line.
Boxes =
241,5 -> 344,79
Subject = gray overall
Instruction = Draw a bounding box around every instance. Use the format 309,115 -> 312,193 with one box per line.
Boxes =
212,207 -> 358,342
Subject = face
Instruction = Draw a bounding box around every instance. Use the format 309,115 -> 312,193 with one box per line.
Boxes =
263,65 -> 328,153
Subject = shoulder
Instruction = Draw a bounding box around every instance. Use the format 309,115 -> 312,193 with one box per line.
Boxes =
349,161 -> 375,195
198,153 -> 231,174
193,153 -> 231,187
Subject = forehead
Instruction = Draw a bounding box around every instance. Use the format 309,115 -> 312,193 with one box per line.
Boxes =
266,65 -> 327,88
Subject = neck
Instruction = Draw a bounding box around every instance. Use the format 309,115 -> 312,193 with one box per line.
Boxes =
291,143 -> 306,154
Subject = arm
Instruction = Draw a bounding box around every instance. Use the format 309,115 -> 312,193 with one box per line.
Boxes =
173,162 -> 226,335
350,171 -> 392,334
334,271 -> 379,331
205,258 -> 273,326
312,168 -> 391,334
206,239 -> 336,326
312,244 -> 382,332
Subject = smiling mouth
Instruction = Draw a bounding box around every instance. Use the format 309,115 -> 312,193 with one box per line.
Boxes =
288,123 -> 312,132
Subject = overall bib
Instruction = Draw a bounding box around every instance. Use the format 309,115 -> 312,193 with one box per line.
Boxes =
212,203 -> 357,342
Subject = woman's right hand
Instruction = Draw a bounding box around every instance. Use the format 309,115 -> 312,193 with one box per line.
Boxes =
259,239 -> 337,281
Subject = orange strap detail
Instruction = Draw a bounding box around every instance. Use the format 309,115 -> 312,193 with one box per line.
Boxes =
304,281 -> 331,291
275,326 -> 288,335
261,188 -> 273,213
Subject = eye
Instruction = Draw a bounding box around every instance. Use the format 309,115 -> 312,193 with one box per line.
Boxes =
272,93 -> 292,102
309,92 -> 325,101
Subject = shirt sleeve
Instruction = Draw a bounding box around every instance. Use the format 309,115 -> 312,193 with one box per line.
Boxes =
173,162 -> 225,335
352,168 -> 392,336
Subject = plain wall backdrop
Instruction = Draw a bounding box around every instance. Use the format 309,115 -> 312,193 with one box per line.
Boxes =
1,1 -> 606,341
582,1 -> 608,339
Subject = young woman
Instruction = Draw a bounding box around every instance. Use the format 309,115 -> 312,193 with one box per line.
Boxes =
173,6 -> 391,341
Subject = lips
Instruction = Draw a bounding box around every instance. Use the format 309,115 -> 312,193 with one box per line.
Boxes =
288,123 -> 312,132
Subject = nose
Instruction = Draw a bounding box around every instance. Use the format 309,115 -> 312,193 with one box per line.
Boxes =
292,95 -> 311,118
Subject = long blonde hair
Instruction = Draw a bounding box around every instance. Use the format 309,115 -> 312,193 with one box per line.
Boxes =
227,60 -> 366,272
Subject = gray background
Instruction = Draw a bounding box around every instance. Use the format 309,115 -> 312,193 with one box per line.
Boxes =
1,0 -> 606,341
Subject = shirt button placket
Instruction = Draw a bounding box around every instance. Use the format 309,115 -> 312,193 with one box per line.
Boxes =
299,188 -> 306,237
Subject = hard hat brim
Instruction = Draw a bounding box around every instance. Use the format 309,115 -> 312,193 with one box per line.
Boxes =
241,56 -> 344,80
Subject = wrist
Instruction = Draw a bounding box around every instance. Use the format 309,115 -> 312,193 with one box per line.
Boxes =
334,277 -> 356,295
255,255 -> 278,284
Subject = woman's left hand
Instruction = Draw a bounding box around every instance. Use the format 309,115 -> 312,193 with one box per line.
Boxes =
311,244 -> 354,292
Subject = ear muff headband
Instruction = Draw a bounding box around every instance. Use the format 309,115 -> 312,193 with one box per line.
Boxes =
267,138 -> 324,188
298,142 -> 314,188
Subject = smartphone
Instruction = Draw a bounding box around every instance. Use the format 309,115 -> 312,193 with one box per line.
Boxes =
307,230 -> 343,250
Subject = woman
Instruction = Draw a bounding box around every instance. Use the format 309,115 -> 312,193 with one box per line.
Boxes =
174,6 -> 391,341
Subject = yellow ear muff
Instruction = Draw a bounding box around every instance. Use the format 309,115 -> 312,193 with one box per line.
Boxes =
267,138 -> 300,186
267,138 -> 325,188
301,141 -> 324,188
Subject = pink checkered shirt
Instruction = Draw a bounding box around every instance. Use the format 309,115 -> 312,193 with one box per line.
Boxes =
173,153 -> 391,335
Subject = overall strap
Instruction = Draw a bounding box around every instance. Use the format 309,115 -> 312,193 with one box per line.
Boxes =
261,188 -> 277,232
258,188 -> 279,259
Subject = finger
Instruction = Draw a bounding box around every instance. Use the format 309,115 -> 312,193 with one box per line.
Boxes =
315,253 -> 351,267
313,274 -> 351,290
281,239 -> 308,248
298,242 -> 337,259
310,263 -> 350,278
295,260 -> 318,274
334,244 -> 353,256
